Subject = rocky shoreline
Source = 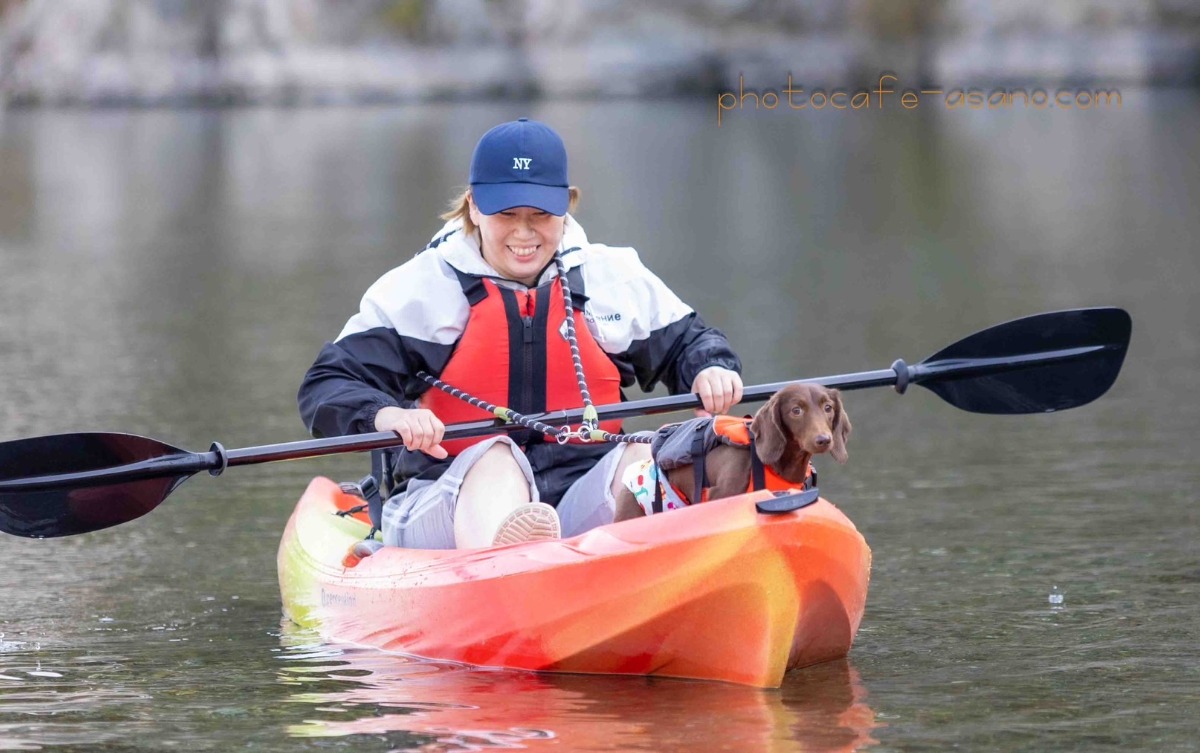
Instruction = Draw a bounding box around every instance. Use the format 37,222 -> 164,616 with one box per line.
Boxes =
2,1 -> 1198,106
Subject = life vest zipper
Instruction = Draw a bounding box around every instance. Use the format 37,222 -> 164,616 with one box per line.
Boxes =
522,313 -> 534,415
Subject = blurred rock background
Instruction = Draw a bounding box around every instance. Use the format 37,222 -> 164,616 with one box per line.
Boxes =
1,0 -> 1198,105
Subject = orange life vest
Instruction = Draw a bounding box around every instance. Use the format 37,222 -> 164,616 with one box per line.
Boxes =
649,415 -> 814,511
420,269 -> 623,457
705,416 -> 811,499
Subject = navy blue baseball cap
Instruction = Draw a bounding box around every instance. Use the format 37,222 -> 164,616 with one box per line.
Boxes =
469,118 -> 570,216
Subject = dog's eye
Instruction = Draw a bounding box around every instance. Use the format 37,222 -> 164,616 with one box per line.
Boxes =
823,403 -> 834,414
789,406 -> 804,416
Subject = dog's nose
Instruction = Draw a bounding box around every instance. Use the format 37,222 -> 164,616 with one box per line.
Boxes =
815,434 -> 831,448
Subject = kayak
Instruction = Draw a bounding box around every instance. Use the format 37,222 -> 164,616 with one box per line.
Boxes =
277,476 -> 871,688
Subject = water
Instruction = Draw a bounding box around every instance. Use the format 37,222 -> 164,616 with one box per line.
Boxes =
1,93 -> 1198,751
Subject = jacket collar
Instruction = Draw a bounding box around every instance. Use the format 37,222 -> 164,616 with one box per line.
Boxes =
430,215 -> 588,286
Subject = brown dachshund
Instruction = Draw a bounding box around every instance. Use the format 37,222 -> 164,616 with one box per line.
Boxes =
614,383 -> 851,521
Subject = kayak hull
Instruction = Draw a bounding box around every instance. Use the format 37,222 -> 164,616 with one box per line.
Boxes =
277,476 -> 871,687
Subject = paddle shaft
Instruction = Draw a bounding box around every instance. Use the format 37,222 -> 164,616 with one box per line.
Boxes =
0,340 -> 1110,494
0,306 -> 1131,538
283,341 -> 1102,460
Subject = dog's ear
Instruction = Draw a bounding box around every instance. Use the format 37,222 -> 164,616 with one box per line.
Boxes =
829,389 -> 852,464
750,392 -> 788,467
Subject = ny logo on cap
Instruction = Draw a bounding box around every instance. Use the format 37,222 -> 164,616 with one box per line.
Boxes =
512,157 -> 532,170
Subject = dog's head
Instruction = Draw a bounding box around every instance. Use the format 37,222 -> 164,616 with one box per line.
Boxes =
749,383 -> 852,471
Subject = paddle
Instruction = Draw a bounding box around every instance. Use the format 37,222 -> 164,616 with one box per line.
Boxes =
0,307 -> 1130,538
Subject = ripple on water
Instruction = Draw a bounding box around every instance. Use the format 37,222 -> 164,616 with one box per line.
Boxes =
0,649 -> 156,751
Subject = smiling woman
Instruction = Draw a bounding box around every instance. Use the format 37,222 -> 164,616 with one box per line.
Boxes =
296,118 -> 745,552
471,206 -> 564,286
439,179 -> 583,286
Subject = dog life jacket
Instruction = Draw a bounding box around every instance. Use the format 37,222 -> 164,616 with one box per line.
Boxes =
638,415 -> 815,514
420,265 -> 623,457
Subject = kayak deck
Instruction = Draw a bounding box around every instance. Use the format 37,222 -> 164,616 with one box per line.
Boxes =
278,476 -> 871,687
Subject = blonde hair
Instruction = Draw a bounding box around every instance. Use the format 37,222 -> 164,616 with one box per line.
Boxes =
441,186 -> 582,238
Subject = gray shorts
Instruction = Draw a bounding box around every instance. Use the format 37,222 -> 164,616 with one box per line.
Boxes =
380,436 -> 627,549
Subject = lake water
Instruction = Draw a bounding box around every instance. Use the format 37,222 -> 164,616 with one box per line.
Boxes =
1,91 -> 1198,751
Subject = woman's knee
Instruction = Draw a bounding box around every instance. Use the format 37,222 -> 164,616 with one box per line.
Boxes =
463,442 -> 525,481
459,441 -> 534,509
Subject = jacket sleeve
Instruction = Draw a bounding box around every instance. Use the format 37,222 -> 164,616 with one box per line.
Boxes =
298,332 -> 404,438
625,312 -> 741,395
298,260 -> 461,438
298,328 -> 459,438
583,246 -> 741,395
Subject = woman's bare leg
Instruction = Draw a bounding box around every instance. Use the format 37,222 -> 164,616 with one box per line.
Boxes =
453,443 -> 535,548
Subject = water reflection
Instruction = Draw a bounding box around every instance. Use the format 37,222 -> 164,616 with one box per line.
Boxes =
277,628 -> 878,752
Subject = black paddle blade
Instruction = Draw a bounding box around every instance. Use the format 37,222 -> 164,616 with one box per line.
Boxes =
912,307 -> 1131,414
0,433 -> 194,538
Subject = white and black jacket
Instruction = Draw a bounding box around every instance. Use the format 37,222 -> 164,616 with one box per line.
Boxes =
297,217 -> 741,500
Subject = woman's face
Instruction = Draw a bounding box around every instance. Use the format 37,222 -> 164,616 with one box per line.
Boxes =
469,195 -> 565,287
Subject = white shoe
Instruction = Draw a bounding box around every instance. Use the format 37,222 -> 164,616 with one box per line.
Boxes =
492,502 -> 561,546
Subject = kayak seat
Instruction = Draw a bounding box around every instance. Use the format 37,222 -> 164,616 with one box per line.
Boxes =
336,475 -> 382,534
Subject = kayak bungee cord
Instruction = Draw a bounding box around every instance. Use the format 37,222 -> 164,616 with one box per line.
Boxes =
414,372 -> 585,442
552,248 -> 604,434
414,250 -> 654,446
414,373 -> 653,445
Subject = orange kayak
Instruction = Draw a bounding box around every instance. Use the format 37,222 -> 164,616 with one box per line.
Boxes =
277,476 -> 871,688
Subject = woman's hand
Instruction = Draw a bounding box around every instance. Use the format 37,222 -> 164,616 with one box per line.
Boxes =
374,406 -> 449,459
691,366 -> 744,417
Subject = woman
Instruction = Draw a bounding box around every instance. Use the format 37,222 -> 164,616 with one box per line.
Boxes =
298,118 -> 743,549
